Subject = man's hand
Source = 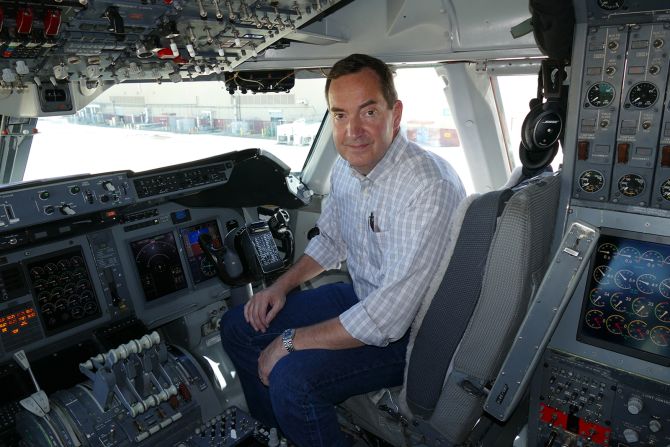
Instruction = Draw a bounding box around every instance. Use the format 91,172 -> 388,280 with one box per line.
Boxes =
258,335 -> 288,386
244,284 -> 286,332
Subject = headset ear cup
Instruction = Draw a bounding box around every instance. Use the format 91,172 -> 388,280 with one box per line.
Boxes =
519,140 -> 559,170
519,100 -> 564,171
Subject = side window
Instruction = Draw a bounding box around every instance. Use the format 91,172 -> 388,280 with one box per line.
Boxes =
394,67 -> 475,193
496,74 -> 564,172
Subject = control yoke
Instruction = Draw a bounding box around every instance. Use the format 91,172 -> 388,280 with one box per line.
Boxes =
198,207 -> 294,287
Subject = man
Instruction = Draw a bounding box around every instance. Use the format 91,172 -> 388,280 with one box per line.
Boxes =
221,54 -> 465,446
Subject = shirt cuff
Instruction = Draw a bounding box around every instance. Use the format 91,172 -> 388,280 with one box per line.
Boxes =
339,302 -> 387,347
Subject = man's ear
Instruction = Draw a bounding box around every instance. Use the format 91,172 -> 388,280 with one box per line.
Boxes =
393,100 -> 403,132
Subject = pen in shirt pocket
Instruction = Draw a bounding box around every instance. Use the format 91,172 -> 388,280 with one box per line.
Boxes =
368,212 -> 380,232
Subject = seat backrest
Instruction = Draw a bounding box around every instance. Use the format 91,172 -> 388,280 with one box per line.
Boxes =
398,173 -> 561,445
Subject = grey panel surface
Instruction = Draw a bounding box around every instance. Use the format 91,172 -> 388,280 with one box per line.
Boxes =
484,221 -> 599,422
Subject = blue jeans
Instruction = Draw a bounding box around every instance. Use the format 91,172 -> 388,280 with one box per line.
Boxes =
220,283 -> 409,447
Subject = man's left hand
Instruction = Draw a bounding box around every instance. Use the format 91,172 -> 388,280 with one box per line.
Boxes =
258,335 -> 288,386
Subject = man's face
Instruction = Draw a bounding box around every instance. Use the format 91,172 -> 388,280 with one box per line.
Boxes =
327,68 -> 403,175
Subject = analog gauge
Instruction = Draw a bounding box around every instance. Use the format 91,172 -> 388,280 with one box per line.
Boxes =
598,0 -> 623,10
589,288 -> 607,307
656,301 -> 670,322
650,326 -> 670,347
587,82 -> 615,107
579,170 -> 605,193
29,266 -> 44,279
660,179 -> 670,202
636,273 -> 657,294
44,263 -> 58,275
594,265 -> 612,284
610,292 -> 630,312
640,250 -> 663,267
614,269 -> 635,289
659,279 -> 670,299
200,258 -> 216,277
628,82 -> 659,108
618,246 -> 640,263
627,320 -> 648,341
57,259 -> 70,270
70,256 -> 84,267
597,242 -> 618,259
632,297 -> 653,317
618,174 -> 645,197
606,314 -> 626,335
585,309 -> 605,329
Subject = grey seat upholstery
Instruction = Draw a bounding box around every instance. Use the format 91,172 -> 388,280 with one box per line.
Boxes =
342,173 -> 561,446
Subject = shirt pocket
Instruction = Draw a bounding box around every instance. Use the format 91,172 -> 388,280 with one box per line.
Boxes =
369,230 -> 390,273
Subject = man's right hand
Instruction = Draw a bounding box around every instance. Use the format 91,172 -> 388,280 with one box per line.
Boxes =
244,284 -> 286,332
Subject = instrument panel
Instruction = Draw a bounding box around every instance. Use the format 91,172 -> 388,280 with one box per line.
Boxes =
578,230 -> 670,365
0,148 -> 308,365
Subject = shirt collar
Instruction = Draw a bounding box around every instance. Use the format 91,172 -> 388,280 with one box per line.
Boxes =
348,132 -> 407,183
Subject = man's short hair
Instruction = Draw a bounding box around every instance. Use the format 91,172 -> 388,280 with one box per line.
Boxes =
325,54 -> 398,109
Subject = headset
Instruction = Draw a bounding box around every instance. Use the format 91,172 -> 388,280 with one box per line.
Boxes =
519,59 -> 567,175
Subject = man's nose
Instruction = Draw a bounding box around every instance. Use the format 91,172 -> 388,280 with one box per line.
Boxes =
346,115 -> 363,137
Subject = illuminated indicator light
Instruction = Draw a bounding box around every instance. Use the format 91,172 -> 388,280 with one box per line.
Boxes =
1,328 -> 7,333
1,129 -> 7,135
105,210 -> 117,217
20,321 -> 27,327
11,328 -> 18,334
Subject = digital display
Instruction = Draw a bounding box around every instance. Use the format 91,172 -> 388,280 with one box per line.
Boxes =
26,248 -> 100,334
179,220 -> 222,284
0,304 -> 41,351
130,232 -> 187,301
577,230 -> 670,365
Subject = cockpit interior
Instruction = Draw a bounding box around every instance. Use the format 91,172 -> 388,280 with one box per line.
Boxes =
0,0 -> 667,446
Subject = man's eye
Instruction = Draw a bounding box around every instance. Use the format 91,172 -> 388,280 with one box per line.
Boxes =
333,113 -> 345,120
365,109 -> 377,117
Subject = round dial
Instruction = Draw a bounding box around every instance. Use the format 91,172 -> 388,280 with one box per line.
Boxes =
619,246 -> 640,262
618,174 -> 645,197
594,265 -> 612,284
597,242 -> 618,260
614,269 -> 635,289
636,274 -> 657,294
659,280 -> 670,299
589,288 -> 607,307
606,314 -> 626,335
579,170 -> 605,193
650,326 -> 670,347
585,309 -> 605,329
656,301 -> 670,322
200,258 -> 216,277
598,0 -> 623,10
660,179 -> 670,202
640,250 -> 663,267
587,82 -> 616,107
628,82 -> 659,108
627,320 -> 648,341
632,297 -> 653,317
610,292 -> 630,312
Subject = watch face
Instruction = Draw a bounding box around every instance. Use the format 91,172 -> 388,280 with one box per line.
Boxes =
282,328 -> 296,352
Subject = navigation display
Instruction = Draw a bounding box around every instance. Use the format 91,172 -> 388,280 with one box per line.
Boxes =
577,230 -> 670,366
179,220 -> 222,284
130,232 -> 187,301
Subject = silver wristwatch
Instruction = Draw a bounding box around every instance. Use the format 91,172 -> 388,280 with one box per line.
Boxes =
282,328 -> 296,353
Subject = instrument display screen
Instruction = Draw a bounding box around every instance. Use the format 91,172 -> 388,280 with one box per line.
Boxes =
179,220 -> 222,284
130,232 -> 187,301
577,230 -> 670,366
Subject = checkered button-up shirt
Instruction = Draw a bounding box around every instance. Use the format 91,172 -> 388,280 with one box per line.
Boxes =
305,133 -> 466,346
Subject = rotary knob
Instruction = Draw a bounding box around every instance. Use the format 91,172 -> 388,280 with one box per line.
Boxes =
649,419 -> 662,433
623,428 -> 639,443
627,396 -> 644,414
